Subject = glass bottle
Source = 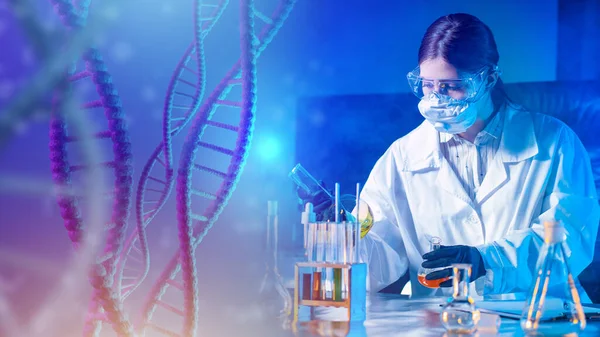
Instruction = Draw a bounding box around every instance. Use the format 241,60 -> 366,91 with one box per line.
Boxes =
258,200 -> 292,322
440,263 -> 481,333
520,220 -> 587,335
417,236 -> 450,288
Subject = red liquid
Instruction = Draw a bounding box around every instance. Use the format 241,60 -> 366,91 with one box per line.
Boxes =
302,274 -> 312,300
312,271 -> 322,300
417,274 -> 450,288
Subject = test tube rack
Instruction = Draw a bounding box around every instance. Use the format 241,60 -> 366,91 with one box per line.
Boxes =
292,261 -> 367,322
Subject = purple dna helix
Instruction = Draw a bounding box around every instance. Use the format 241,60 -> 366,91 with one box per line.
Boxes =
50,0 -> 90,28
116,0 -> 229,302
138,1 -> 297,336
48,0 -> 134,336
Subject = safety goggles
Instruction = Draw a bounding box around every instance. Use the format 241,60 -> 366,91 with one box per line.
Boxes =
406,66 -> 499,102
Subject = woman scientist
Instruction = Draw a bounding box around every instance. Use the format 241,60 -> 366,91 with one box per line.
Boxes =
298,13 -> 600,300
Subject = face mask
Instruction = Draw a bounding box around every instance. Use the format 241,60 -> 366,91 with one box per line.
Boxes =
417,93 -> 478,134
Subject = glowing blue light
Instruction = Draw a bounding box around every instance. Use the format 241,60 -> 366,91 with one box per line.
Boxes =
257,136 -> 281,161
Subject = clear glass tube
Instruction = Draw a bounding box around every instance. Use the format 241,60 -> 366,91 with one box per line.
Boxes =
258,201 -> 292,320
288,163 -> 333,199
520,221 -> 587,335
305,221 -> 353,301
440,263 -> 480,333
324,222 -> 334,300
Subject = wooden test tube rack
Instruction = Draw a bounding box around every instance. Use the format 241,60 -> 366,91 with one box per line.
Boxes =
292,262 -> 367,322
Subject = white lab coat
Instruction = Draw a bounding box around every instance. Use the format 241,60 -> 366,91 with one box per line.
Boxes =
358,102 -> 600,300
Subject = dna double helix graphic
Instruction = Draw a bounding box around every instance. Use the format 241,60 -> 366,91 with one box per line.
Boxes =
1,0 -> 298,335
116,0 -> 229,303
48,0 -> 135,335
139,1 -> 297,336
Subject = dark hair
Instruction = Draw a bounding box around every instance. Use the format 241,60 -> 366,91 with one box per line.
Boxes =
418,13 -> 508,108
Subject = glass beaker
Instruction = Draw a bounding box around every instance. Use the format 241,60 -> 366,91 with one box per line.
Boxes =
417,236 -> 450,288
440,263 -> 481,333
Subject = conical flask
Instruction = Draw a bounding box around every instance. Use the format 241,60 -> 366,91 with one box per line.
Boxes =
520,220 -> 586,335
258,200 -> 292,322
440,263 -> 481,333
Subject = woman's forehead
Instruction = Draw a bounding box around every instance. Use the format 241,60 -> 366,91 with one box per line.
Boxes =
419,58 -> 459,80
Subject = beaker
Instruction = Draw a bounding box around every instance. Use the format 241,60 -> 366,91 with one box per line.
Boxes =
417,236 -> 450,288
440,263 -> 481,333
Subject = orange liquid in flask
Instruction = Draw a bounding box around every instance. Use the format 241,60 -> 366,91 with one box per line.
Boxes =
417,274 -> 451,288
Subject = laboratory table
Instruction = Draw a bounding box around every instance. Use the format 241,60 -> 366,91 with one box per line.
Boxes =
287,293 -> 600,337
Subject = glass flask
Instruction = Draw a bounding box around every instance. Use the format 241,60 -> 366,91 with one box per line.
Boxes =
417,236 -> 450,288
258,200 -> 293,322
289,163 -> 333,200
440,263 -> 481,333
520,220 -> 587,335
288,163 -> 355,222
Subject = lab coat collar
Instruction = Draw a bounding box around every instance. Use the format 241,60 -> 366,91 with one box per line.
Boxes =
498,103 -> 539,163
401,102 -> 539,172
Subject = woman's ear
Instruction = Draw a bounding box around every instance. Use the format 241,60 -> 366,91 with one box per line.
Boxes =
487,71 -> 499,88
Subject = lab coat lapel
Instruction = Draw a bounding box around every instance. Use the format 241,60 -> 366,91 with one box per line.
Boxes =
475,104 -> 538,204
435,156 -> 474,206
475,156 -> 508,204
403,122 -> 474,207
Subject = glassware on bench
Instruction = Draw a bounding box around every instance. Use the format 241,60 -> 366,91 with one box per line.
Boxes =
417,236 -> 450,288
258,200 -> 292,323
440,263 -> 481,333
520,220 -> 587,335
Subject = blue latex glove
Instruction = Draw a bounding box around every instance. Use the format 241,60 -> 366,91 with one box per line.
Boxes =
421,245 -> 486,287
296,181 -> 333,221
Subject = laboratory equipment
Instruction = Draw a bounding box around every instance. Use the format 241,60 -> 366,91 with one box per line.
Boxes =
258,200 -> 292,321
520,220 -> 586,335
440,263 -> 481,333
417,236 -> 449,288
293,183 -> 366,323
289,163 -> 355,222
292,320 -> 367,337
289,163 -> 333,200
302,203 -> 317,254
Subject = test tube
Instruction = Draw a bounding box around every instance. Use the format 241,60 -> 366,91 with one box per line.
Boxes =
305,219 -> 317,301
325,222 -> 335,300
343,221 -> 353,300
354,183 -> 361,263
334,222 -> 344,301
313,222 -> 326,300
302,273 -> 312,300
346,221 -> 353,264
289,163 -> 333,199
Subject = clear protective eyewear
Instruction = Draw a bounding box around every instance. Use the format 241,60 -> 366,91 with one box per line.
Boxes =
406,65 -> 499,102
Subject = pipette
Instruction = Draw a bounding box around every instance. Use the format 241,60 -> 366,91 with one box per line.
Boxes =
334,183 -> 340,223
302,203 -> 316,254
355,183 -> 361,263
